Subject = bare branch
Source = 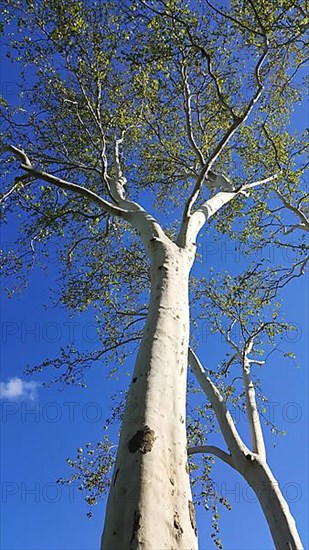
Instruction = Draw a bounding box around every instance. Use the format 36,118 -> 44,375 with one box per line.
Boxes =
188,445 -> 235,468
274,188 -> 309,232
63,98 -> 102,156
1,145 -> 168,256
105,131 -> 128,204
178,41 -> 269,246
188,347 -> 249,461
0,174 -> 33,205
242,172 -> 280,192
1,144 -> 132,218
179,170 -> 279,247
267,256 -> 309,290
114,131 -> 126,180
242,336 -> 266,460
1,144 -> 32,166
204,0 -> 262,37
181,63 -> 205,166
247,0 -> 266,34
197,46 -> 238,121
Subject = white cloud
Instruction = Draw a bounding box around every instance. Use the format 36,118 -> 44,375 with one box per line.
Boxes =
0,377 -> 39,401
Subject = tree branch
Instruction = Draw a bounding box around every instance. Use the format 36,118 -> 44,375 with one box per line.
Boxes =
181,63 -> 205,166
187,445 -> 235,468
1,144 -> 168,257
177,40 -> 270,246
198,46 -> 238,121
274,188 -> 309,232
1,144 -> 32,166
0,173 -> 33,204
107,131 -> 128,203
188,347 -> 249,462
180,172 -> 279,247
242,173 -> 280,192
1,144 -> 132,218
204,0 -> 262,37
242,336 -> 266,461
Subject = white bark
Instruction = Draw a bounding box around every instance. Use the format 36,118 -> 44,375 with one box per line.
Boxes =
242,353 -> 266,461
274,188 -> 309,232
101,240 -> 198,550
242,457 -> 304,550
188,348 -> 250,462
188,445 -> 234,467
188,349 -> 304,550
180,172 -> 279,248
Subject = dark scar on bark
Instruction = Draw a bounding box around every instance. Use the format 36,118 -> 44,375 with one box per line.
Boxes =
174,511 -> 183,540
112,467 -> 119,487
128,426 -> 155,454
130,510 -> 141,545
188,500 -> 198,536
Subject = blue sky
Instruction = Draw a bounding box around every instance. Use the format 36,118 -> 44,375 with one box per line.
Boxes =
0,10 -> 308,550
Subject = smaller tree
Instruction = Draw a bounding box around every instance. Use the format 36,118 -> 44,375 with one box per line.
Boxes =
188,266 -> 304,549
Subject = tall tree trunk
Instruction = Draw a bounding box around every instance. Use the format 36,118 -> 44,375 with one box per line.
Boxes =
242,456 -> 303,550
101,241 -> 198,550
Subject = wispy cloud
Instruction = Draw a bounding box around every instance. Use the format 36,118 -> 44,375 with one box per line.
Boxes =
0,377 -> 40,401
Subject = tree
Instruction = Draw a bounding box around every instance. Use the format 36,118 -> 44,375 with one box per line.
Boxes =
187,265 -> 305,549
0,0 -> 307,548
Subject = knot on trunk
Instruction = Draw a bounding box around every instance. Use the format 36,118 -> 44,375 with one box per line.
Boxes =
188,500 -> 198,536
174,511 -> 183,540
128,426 -> 155,454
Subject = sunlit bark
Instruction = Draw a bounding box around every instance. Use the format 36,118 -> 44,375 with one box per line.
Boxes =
101,239 -> 198,549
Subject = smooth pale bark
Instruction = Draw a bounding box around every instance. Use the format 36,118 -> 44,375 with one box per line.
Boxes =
188,349 -> 304,550
242,354 -> 266,461
241,456 -> 304,550
101,240 -> 198,550
188,348 -> 250,461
